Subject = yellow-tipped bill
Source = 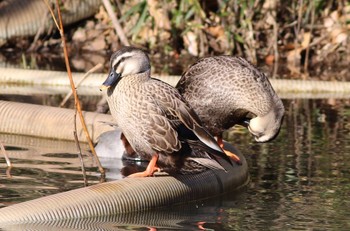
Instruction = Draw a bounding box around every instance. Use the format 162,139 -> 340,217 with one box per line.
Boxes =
99,85 -> 111,91
100,70 -> 121,91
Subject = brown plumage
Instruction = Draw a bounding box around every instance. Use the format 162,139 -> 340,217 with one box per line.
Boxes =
101,47 -> 232,176
176,56 -> 285,143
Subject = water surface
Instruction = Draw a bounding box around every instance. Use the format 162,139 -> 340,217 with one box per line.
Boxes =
1,98 -> 350,230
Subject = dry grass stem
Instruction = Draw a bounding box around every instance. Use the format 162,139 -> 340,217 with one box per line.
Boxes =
43,0 -> 59,29
0,141 -> 11,167
304,0 -> 315,72
27,9 -> 49,52
74,131 -> 89,186
102,0 -> 130,46
60,63 -> 103,107
45,0 -> 105,176
73,108 -> 88,186
272,15 -> 279,78
0,141 -> 12,177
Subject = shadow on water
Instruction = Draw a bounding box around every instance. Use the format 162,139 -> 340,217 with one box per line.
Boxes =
1,97 -> 350,230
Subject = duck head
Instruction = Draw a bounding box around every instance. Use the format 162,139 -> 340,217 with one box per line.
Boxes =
100,46 -> 151,90
247,102 -> 285,142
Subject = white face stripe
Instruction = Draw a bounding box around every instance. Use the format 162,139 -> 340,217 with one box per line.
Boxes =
111,52 -> 134,71
110,49 -> 150,77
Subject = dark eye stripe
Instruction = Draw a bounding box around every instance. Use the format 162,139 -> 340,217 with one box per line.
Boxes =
113,54 -> 132,71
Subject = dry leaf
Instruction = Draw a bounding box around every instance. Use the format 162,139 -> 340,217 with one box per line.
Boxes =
301,32 -> 311,49
265,54 -> 275,66
72,29 -> 86,42
206,26 -> 225,38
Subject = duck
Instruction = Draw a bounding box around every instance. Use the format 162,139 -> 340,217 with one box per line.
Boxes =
100,46 -> 238,177
176,56 -> 285,147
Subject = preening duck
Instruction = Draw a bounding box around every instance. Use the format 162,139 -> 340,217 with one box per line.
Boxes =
176,56 -> 285,146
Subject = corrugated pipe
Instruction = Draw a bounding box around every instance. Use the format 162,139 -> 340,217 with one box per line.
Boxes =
0,100 -> 249,226
0,207 -> 225,230
0,100 -> 113,143
0,0 -> 101,44
1,67 -> 350,95
0,151 -> 248,226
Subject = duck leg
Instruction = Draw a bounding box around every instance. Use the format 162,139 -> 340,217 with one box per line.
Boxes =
217,135 -> 242,165
128,153 -> 161,177
197,221 -> 206,230
120,132 -> 137,156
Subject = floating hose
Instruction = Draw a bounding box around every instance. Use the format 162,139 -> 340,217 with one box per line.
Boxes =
0,150 -> 247,225
1,67 -> 350,96
0,207 -> 224,230
0,100 -> 249,226
0,0 -> 101,43
0,100 -> 113,143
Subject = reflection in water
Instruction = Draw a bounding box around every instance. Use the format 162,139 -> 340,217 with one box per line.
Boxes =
224,98 -> 350,230
1,99 -> 350,230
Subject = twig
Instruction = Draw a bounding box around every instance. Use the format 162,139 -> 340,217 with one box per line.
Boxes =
0,141 -> 12,178
102,0 -> 130,46
73,108 -> 88,187
74,131 -> 88,186
45,0 -> 105,176
6,166 -> 12,178
304,0 -> 315,72
272,13 -> 279,78
27,8 -> 49,52
60,63 -> 103,107
0,141 -> 11,167
55,0 -> 105,176
43,0 -> 59,29
293,0 -> 304,67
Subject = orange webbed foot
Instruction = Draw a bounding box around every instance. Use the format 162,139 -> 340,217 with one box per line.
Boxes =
197,221 -> 206,230
217,137 -> 242,165
223,149 -> 242,165
127,153 -> 161,177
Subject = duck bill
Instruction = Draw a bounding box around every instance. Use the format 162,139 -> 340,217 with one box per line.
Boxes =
100,71 -> 121,91
238,119 -> 250,128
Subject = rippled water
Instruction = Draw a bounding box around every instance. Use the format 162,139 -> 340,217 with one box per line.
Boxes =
1,98 -> 350,230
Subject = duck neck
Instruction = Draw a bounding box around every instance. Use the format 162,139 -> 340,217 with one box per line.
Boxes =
107,70 -> 151,97
272,92 -> 285,115
123,70 -> 150,84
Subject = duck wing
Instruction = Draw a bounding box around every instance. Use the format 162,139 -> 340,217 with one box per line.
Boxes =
148,79 -> 232,166
139,95 -> 182,155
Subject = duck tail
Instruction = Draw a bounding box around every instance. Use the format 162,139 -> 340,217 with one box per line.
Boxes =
191,124 -> 233,166
188,157 -> 226,171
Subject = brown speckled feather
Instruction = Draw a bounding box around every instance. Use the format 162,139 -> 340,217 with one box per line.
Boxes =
148,79 -> 227,155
